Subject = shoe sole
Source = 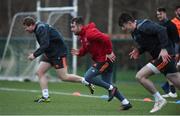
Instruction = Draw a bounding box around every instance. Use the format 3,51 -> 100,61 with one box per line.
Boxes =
162,95 -> 177,98
120,105 -> 132,111
34,97 -> 51,103
35,100 -> 51,103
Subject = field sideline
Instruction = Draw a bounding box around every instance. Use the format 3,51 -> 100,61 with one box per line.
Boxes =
0,80 -> 180,115
0,87 -> 177,104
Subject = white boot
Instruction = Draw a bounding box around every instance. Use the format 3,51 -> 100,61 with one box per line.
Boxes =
150,98 -> 167,113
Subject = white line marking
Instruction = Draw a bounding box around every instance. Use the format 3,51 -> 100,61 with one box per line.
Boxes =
0,87 -> 177,104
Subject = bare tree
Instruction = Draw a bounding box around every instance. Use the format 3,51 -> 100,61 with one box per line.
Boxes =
108,0 -> 113,34
7,0 -> 12,26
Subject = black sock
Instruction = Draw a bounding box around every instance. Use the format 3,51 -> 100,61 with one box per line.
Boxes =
170,85 -> 176,94
161,82 -> 170,94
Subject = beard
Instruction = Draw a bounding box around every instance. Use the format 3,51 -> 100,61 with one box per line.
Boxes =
74,32 -> 80,35
28,30 -> 33,33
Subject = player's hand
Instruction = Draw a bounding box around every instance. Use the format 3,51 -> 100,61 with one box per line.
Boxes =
175,54 -> 180,62
106,52 -> 116,62
27,53 -> 35,61
159,49 -> 171,63
71,49 -> 79,56
129,48 -> 140,59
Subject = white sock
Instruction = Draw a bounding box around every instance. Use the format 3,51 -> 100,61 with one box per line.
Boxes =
153,92 -> 163,102
81,78 -> 89,85
108,85 -> 113,90
122,99 -> 129,105
42,89 -> 49,98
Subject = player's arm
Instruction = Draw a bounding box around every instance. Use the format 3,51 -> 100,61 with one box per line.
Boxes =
168,21 -> 180,44
152,24 -> 171,62
87,29 -> 116,62
168,22 -> 180,61
106,52 -> 116,62
71,47 -> 88,57
33,26 -> 49,58
131,34 -> 146,55
142,21 -> 169,49
78,47 -> 88,56
141,21 -> 171,62
129,47 -> 140,60
137,46 -> 145,55
86,28 -> 113,54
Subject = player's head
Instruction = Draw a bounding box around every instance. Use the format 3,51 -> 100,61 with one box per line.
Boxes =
71,16 -> 84,35
118,13 -> 136,32
175,5 -> 180,18
156,7 -> 167,21
23,16 -> 36,33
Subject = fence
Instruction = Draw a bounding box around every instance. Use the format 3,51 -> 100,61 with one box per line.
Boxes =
0,37 -> 149,82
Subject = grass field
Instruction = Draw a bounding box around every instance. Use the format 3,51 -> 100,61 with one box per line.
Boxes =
0,75 -> 180,115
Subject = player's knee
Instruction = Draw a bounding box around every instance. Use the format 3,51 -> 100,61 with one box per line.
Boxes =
58,74 -> 68,81
85,77 -> 92,83
135,73 -> 143,82
36,70 -> 45,77
84,75 -> 93,83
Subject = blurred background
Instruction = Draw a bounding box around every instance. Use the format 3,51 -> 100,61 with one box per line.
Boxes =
0,0 -> 179,82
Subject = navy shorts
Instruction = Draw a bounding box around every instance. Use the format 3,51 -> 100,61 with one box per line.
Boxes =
147,57 -> 177,76
40,54 -> 67,69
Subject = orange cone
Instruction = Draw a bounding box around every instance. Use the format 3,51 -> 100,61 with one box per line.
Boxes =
72,92 -> 81,96
143,98 -> 153,102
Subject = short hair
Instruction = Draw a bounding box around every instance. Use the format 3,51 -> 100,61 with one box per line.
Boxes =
118,13 -> 135,27
157,7 -> 166,12
175,5 -> 180,10
23,16 -> 36,26
71,16 -> 84,25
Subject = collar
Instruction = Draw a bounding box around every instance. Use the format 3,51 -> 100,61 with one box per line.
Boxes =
33,22 -> 40,33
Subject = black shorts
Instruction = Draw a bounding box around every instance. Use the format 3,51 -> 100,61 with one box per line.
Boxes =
92,61 -> 113,73
40,54 -> 67,69
147,57 -> 177,76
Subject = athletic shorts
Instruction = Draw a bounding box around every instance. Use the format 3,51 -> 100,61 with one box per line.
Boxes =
146,57 -> 177,76
40,54 -> 67,69
92,61 -> 113,73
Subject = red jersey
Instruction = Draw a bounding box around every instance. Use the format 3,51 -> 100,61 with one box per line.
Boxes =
78,22 -> 113,62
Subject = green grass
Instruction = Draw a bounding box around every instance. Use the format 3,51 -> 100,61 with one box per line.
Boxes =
0,80 -> 180,115
49,68 -> 167,83
115,70 -> 169,83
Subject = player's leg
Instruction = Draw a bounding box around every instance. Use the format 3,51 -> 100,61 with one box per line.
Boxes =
56,67 -> 82,82
163,57 -> 180,97
34,61 -> 52,103
166,72 -> 180,90
102,71 -> 132,110
56,67 -> 94,94
177,61 -> 180,71
136,63 -> 166,113
161,81 -> 170,97
84,63 -> 117,101
162,79 -> 177,98
100,65 -> 125,102
54,56 -> 88,83
166,74 -> 180,97
54,56 -> 94,94
162,55 -> 179,98
168,80 -> 177,95
136,65 -> 156,94
84,67 -> 111,89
